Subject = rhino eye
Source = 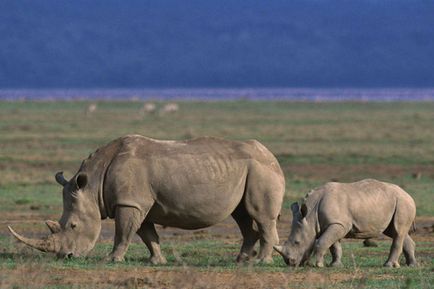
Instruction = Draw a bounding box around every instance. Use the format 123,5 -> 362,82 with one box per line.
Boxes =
70,223 -> 77,229
294,240 -> 300,245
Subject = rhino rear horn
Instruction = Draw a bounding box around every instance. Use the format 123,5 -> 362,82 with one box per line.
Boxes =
8,226 -> 57,253
55,171 -> 68,186
45,220 -> 61,234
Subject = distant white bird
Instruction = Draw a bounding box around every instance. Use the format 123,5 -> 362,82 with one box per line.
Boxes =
85,103 -> 97,116
139,102 -> 157,116
143,102 -> 157,113
160,103 -> 179,114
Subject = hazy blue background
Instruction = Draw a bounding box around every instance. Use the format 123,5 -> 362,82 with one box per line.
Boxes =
1,0 -> 434,89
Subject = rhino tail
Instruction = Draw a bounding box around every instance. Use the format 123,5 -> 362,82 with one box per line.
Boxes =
252,220 -> 259,232
409,221 -> 417,235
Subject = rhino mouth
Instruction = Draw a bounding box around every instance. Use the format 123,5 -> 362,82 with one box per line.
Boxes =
274,245 -> 297,266
58,252 -> 76,259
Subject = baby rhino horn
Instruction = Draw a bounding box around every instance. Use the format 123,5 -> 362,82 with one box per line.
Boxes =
273,245 -> 285,255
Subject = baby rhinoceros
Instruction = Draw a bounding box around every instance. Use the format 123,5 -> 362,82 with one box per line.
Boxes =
274,179 -> 417,268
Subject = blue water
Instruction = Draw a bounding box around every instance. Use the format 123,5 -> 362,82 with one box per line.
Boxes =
1,88 -> 434,101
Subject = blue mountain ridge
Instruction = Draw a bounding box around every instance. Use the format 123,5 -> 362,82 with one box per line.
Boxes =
1,0 -> 433,88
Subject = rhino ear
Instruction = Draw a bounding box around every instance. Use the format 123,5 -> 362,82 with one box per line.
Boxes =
290,202 -> 300,214
55,172 -> 68,186
300,203 -> 308,218
74,172 -> 88,190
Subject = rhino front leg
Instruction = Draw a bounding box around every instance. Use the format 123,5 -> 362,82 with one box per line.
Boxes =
107,206 -> 144,262
314,224 -> 347,267
137,222 -> 167,265
329,241 -> 343,267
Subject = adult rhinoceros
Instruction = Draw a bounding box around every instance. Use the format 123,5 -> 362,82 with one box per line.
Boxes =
274,179 -> 417,268
9,135 -> 285,264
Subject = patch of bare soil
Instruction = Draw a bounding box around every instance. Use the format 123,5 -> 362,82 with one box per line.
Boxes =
1,212 -> 433,288
283,164 -> 434,182
414,216 -> 434,233
0,266 -> 359,289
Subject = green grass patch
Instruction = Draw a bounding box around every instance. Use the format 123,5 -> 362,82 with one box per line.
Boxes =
1,100 -> 434,288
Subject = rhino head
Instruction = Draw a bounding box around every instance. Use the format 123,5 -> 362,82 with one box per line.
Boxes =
273,202 -> 317,266
9,171 -> 102,258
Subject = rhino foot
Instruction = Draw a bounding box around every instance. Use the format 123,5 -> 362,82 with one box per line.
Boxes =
315,261 -> 325,268
255,256 -> 273,264
384,261 -> 400,268
236,250 -> 257,263
329,261 -> 343,267
104,254 -> 125,263
149,255 -> 167,265
363,239 -> 378,247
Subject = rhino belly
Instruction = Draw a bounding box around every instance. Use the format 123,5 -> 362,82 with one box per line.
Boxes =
146,182 -> 246,230
146,205 -> 232,229
145,156 -> 249,229
346,203 -> 396,239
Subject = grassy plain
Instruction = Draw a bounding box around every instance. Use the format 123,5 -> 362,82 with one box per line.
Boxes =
0,100 -> 433,288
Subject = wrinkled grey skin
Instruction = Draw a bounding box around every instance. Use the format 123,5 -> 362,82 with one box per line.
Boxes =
9,135 -> 285,264
274,179 -> 417,268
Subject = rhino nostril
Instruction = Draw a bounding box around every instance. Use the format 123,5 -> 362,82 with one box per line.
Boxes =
66,253 -> 73,259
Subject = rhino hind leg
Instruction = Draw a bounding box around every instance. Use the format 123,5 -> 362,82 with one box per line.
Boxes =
402,234 -> 417,266
255,220 -> 279,264
363,239 -> 378,247
106,206 -> 145,262
137,221 -> 167,265
242,164 -> 284,264
383,225 -> 409,268
232,204 -> 260,263
383,201 -> 416,268
383,234 -> 405,268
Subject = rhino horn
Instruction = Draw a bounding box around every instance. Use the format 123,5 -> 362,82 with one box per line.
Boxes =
55,171 -> 68,186
274,245 -> 290,265
273,245 -> 285,255
45,220 -> 61,234
8,226 -> 57,253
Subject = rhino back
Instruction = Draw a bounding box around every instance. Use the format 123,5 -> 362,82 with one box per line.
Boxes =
103,135 -> 279,229
317,179 -> 414,237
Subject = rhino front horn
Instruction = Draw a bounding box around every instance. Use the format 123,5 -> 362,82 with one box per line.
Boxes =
55,171 -> 68,186
8,226 -> 57,253
273,245 -> 285,256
